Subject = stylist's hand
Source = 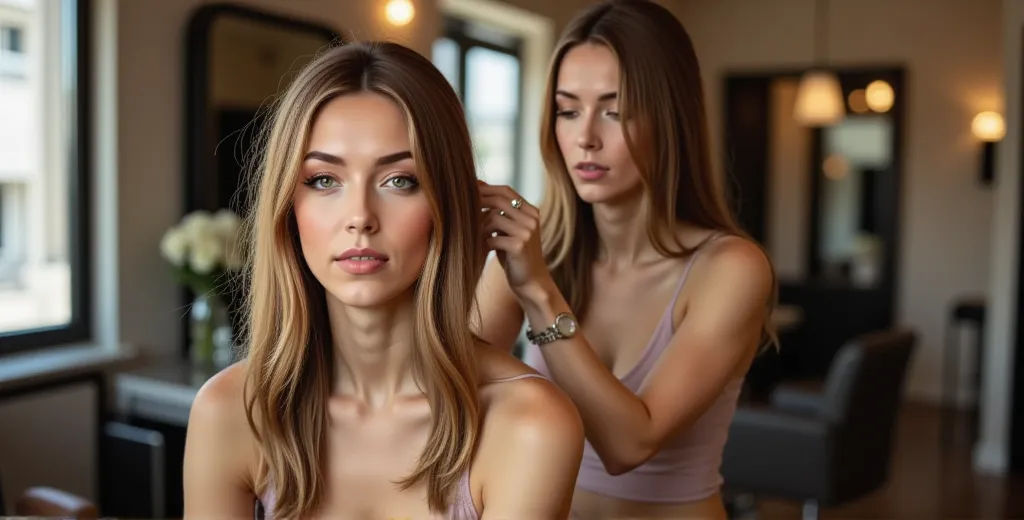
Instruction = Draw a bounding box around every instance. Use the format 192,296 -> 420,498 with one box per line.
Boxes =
479,181 -> 550,297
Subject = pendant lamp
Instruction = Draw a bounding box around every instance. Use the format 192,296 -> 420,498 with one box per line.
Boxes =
794,0 -> 844,127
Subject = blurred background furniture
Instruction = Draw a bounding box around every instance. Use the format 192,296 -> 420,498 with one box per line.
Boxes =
1,472 -> 98,519
941,296 -> 987,448
16,486 -> 99,519
721,329 -> 917,520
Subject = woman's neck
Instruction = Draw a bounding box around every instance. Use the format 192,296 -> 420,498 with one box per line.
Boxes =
327,292 -> 420,407
592,194 -> 661,269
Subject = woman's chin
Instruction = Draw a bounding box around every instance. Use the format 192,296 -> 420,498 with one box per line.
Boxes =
326,283 -> 414,310
574,185 -> 639,206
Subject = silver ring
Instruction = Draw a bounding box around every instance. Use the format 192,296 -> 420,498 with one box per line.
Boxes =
510,198 -> 523,210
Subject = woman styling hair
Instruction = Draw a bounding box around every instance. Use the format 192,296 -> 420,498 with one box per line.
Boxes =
475,1 -> 777,518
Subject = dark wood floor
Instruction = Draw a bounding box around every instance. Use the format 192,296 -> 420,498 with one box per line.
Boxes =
750,403 -> 1024,519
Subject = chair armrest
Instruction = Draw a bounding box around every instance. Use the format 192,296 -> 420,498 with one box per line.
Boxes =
15,486 -> 98,520
721,407 -> 832,501
770,381 -> 826,416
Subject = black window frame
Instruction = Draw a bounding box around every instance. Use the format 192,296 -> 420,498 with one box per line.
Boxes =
440,16 -> 525,191
0,0 -> 92,355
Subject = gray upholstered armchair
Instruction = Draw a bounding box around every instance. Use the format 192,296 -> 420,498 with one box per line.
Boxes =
721,329 -> 917,520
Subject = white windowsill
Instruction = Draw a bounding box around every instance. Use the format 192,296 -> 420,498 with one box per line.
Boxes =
0,342 -> 140,394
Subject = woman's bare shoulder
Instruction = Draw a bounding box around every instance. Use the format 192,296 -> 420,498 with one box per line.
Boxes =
673,232 -> 774,337
184,361 -> 259,510
188,361 -> 257,465
192,361 -> 250,426
470,349 -> 583,514
476,347 -> 582,448
692,233 -> 773,293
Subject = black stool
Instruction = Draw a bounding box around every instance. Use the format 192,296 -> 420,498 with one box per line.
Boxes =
941,297 -> 986,448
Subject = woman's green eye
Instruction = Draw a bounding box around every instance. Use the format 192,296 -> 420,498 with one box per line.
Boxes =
304,175 -> 337,190
387,176 -> 418,190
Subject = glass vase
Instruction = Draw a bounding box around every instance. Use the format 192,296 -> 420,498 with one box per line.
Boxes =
189,293 -> 233,372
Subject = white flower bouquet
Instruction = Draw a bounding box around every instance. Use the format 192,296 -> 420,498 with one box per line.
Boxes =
159,209 -> 244,296
161,209 -> 244,369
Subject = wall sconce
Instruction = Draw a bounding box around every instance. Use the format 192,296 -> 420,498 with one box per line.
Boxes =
385,0 -> 415,26
971,111 -> 1005,185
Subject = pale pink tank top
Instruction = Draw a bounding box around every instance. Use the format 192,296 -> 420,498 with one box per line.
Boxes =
523,234 -> 744,503
256,373 -> 546,519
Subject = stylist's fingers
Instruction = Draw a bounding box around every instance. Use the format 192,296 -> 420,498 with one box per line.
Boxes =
483,209 -> 531,240
486,234 -> 526,256
481,195 -> 537,228
478,181 -> 540,219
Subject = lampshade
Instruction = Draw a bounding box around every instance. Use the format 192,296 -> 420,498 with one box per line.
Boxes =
793,70 -> 845,127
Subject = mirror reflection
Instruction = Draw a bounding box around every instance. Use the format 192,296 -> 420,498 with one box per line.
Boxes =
724,67 -> 904,386
762,72 -> 899,290
817,115 -> 892,287
194,12 -> 336,216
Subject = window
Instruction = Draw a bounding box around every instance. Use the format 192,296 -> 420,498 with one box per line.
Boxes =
432,18 -> 524,190
0,0 -> 90,354
1,25 -> 23,52
0,23 -> 24,78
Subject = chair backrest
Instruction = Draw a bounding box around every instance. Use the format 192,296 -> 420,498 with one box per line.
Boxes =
820,328 -> 916,500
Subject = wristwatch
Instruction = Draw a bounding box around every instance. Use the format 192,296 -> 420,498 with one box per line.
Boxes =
526,312 -> 579,346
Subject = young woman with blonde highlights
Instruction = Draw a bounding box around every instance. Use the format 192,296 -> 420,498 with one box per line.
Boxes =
183,41 -> 583,520
475,1 -> 778,518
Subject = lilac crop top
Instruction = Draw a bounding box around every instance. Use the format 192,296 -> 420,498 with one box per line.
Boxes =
523,236 -> 744,503
255,373 -> 546,519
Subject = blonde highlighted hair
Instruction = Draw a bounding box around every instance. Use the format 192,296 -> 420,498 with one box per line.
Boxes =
538,0 -> 778,348
238,41 -> 484,518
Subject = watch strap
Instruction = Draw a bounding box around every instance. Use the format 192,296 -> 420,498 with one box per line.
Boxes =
527,325 -> 562,346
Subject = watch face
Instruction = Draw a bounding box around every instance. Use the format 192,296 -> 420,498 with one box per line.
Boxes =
556,314 -> 578,337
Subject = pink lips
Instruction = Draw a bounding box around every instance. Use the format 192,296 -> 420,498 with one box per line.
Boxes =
574,161 -> 609,181
335,247 -> 389,275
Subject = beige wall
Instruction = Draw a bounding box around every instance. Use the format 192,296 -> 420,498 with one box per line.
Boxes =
674,0 -> 1004,405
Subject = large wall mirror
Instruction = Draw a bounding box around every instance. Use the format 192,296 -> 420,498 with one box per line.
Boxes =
184,4 -> 338,215
182,4 -> 338,355
724,67 -> 905,382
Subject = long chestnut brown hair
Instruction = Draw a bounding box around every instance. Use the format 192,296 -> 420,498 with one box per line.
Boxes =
538,0 -> 778,348
239,41 -> 484,518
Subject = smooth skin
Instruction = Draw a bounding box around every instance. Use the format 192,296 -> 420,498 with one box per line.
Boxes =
476,43 -> 772,519
184,92 -> 584,520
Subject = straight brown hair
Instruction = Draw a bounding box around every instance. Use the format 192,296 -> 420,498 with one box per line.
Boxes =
240,41 -> 484,518
539,0 -> 778,347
